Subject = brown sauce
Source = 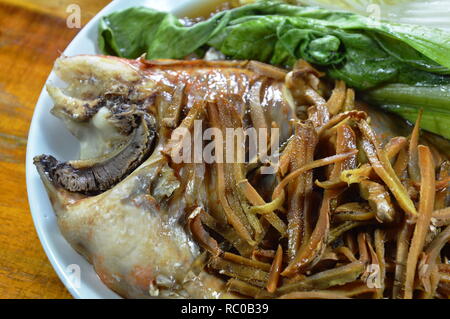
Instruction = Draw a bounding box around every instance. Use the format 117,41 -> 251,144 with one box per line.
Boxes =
181,0 -> 234,19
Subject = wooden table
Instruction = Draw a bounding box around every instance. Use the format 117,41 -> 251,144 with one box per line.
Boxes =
0,0 -> 110,299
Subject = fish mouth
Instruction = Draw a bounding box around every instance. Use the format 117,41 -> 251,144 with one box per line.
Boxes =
33,116 -> 156,195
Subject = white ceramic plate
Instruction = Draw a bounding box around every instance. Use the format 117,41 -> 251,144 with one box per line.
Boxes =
25,0 -> 215,299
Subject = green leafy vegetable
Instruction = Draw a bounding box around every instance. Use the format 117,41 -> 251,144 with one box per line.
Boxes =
365,84 -> 450,139
98,1 -> 450,139
299,0 -> 450,32
98,7 -> 231,59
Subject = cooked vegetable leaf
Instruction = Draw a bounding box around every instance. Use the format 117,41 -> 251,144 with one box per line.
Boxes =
298,0 -> 450,31
98,1 -> 450,138
365,84 -> 450,139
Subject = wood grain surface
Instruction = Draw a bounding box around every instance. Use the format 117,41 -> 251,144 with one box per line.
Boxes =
0,0 -> 110,299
